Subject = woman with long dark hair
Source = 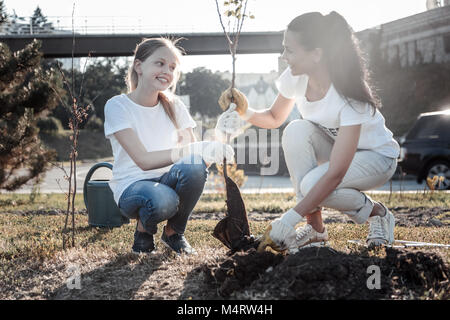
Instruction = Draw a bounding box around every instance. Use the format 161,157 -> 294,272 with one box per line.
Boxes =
216,12 -> 399,252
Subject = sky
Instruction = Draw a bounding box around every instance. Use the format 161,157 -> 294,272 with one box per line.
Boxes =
4,0 -> 429,73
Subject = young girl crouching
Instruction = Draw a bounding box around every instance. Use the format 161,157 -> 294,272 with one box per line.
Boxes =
104,38 -> 234,255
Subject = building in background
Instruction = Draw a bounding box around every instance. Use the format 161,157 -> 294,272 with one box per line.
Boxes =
426,0 -> 450,10
358,3 -> 450,67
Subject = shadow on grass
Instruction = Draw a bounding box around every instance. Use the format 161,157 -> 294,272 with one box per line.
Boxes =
178,262 -> 220,300
84,226 -> 116,244
49,251 -> 166,300
72,224 -> 131,244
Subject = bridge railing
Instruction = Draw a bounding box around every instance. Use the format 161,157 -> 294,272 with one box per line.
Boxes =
1,15 -> 281,35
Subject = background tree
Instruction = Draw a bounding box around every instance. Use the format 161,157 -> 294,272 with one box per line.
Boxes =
30,6 -> 53,32
77,58 -> 127,123
178,67 -> 230,118
48,58 -> 127,129
0,40 -> 59,191
359,33 -> 450,137
0,1 -> 7,24
372,62 -> 450,136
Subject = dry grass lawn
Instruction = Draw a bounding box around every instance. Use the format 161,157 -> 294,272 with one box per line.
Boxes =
0,192 -> 449,300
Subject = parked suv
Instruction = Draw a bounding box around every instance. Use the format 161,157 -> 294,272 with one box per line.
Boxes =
398,109 -> 450,190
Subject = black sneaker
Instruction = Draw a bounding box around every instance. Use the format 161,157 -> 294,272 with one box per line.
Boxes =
160,226 -> 197,255
132,229 -> 155,254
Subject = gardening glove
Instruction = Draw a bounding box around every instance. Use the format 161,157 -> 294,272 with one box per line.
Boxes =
218,88 -> 254,121
186,141 -> 235,165
257,209 -> 305,254
215,103 -> 246,142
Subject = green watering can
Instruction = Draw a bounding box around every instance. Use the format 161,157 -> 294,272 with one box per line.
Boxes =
83,162 -> 129,228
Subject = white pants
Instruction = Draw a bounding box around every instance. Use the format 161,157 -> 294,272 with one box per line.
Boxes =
282,120 -> 397,224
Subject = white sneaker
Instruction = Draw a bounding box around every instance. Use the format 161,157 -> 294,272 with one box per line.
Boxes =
295,224 -> 329,248
366,203 -> 395,247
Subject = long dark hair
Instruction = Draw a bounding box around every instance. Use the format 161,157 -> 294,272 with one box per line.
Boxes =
126,37 -> 184,128
287,11 -> 380,112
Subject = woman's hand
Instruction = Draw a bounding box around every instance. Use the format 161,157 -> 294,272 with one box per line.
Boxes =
257,209 -> 305,253
218,88 -> 254,120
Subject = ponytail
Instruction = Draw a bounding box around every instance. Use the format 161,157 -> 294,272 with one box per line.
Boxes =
287,11 -> 380,113
158,91 -> 179,129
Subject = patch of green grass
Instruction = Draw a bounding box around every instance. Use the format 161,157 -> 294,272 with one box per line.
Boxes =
1,213 -> 449,263
195,192 -> 450,214
0,192 -> 448,264
1,192 -> 449,214
0,193 -> 85,212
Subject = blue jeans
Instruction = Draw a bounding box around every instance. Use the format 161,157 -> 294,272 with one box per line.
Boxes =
118,155 -> 208,235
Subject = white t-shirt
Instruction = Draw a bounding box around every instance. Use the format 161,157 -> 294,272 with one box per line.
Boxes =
104,93 -> 197,204
275,67 -> 399,158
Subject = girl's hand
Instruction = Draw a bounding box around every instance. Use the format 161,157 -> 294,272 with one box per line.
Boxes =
187,141 -> 235,165
215,103 -> 243,141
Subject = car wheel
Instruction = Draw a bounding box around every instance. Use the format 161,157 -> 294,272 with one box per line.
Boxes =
425,160 -> 450,190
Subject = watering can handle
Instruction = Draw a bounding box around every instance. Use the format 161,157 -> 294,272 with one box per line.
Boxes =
83,162 -> 113,209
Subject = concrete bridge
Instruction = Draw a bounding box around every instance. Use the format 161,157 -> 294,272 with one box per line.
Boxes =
0,32 -> 284,58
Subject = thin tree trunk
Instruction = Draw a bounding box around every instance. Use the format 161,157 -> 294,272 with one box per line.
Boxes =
71,127 -> 78,247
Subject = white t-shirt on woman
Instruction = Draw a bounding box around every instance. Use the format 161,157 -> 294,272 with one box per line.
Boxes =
275,67 -> 399,159
104,93 -> 197,204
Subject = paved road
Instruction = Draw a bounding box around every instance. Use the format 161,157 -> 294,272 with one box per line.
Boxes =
9,161 -> 429,194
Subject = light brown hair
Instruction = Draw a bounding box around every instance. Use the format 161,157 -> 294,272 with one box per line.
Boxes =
126,37 -> 185,128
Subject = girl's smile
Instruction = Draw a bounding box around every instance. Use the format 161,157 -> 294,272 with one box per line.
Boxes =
135,46 -> 180,91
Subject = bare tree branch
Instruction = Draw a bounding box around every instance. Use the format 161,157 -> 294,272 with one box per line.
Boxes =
237,0 -> 249,41
78,52 -> 92,102
215,0 -> 233,48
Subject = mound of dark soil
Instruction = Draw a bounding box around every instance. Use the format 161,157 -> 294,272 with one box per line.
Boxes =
201,247 -> 449,300
202,250 -> 284,296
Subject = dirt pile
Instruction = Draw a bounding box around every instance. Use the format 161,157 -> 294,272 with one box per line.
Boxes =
202,250 -> 284,297
201,247 -> 449,299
